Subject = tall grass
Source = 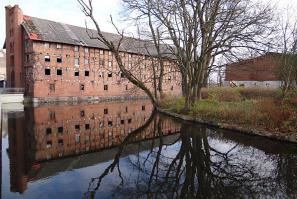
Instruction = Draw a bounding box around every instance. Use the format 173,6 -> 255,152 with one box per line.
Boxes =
162,88 -> 297,133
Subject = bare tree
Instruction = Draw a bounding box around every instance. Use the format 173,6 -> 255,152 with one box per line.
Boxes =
276,8 -> 297,94
123,0 -> 273,111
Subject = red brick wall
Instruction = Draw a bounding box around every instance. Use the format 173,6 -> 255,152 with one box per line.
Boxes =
225,54 -> 281,81
5,5 -> 25,88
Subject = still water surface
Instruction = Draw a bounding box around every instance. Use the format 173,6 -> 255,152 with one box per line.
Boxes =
1,100 -> 297,199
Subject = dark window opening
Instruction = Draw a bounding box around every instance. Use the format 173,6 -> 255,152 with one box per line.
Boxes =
85,71 -> 90,76
58,139 -> 64,145
108,73 -> 112,77
80,84 -> 85,91
80,110 -> 85,117
121,119 -> 125,125
121,73 -> 125,78
46,141 -> 52,147
104,85 -> 108,91
57,57 -> 62,63
171,86 -> 174,91
57,69 -> 62,76
49,111 -> 56,120
46,128 -> 52,135
125,85 -> 128,90
128,119 -> 132,123
104,108 -> 108,114
58,127 -> 63,133
75,124 -> 80,130
108,121 -> 113,127
99,121 -> 104,128
75,71 -> 79,76
45,55 -> 50,62
142,105 -> 145,111
45,68 -> 51,75
125,106 -> 128,113
85,124 -> 90,130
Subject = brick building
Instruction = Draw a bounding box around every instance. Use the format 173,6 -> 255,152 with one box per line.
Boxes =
4,5 -> 182,103
7,100 -> 181,193
225,53 -> 283,88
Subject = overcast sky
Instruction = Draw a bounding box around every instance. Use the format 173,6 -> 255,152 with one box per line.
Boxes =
1,0 -> 297,48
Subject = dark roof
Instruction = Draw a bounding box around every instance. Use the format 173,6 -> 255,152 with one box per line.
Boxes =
22,16 -> 172,57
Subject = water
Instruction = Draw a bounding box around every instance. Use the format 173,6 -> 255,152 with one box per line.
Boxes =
1,100 -> 297,199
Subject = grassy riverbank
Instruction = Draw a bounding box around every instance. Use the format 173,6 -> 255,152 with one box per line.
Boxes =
161,88 -> 297,135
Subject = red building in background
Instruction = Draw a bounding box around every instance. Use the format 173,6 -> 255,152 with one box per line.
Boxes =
225,53 -> 283,88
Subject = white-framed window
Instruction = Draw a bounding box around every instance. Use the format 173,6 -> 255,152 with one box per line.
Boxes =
99,50 -> 104,55
84,59 -> 89,65
108,51 -> 112,56
84,47 -> 89,53
74,46 -> 79,52
108,61 -> 112,68
75,58 -> 79,66
44,42 -> 50,48
57,44 -> 62,49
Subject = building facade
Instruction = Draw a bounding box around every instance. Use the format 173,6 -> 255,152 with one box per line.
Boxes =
224,53 -> 283,88
4,5 -> 182,103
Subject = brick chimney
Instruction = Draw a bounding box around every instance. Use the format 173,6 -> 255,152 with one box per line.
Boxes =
5,5 -> 24,88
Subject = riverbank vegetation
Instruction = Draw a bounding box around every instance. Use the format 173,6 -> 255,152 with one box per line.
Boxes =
161,88 -> 297,134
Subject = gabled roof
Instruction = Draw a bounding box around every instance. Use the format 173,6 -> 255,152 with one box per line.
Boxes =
22,16 -> 172,57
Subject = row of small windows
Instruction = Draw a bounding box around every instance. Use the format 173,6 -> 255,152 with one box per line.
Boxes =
44,68 -> 120,78
45,118 -> 134,135
44,43 -> 135,58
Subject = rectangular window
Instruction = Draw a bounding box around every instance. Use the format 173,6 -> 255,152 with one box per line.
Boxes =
58,139 -> 64,145
45,55 -> 50,62
108,73 -> 112,77
80,84 -> 85,91
75,58 -> 79,66
49,83 -> 55,92
108,51 -> 112,56
46,141 -> 52,148
85,71 -> 90,76
108,61 -> 112,67
74,71 -> 79,76
121,119 -> 125,125
99,72 -> 104,78
99,50 -> 104,55
171,86 -> 174,91
46,128 -> 52,135
75,134 -> 80,143
74,46 -> 79,51
121,73 -> 125,78
57,56 -> 62,63
85,124 -> 90,130
142,105 -> 145,111
57,44 -> 62,49
125,106 -> 128,113
104,108 -> 108,114
125,85 -> 128,90
57,69 -> 62,76
58,127 -> 63,133
84,59 -> 89,65
108,121 -> 113,127
104,85 -> 108,91
44,43 -> 50,48
45,68 -> 51,75
75,124 -> 80,130
128,118 -> 132,123
84,48 -> 89,53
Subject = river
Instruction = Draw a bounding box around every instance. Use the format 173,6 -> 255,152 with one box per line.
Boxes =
1,100 -> 297,199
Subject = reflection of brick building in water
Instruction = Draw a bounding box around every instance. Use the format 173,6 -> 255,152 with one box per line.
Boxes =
7,100 -> 181,193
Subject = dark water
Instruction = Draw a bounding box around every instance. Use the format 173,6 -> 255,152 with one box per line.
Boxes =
1,100 -> 297,199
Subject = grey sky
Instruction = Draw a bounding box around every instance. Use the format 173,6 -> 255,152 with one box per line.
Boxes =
1,0 -> 297,48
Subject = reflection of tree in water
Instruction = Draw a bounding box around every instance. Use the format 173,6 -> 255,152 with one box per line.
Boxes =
84,116 -> 297,199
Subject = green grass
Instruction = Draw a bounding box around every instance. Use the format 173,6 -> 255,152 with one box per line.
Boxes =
161,88 -> 297,134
